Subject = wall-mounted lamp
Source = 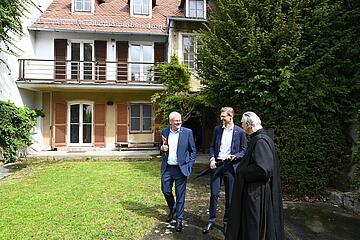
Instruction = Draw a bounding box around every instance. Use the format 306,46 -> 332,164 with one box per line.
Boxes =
111,39 -> 115,48
107,100 -> 114,106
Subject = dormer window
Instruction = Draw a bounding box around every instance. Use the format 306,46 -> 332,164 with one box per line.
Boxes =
188,0 -> 205,18
132,0 -> 150,16
73,0 -> 93,13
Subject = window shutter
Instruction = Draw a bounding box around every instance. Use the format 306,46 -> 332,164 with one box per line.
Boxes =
53,102 -> 67,147
154,42 -> 165,63
94,103 -> 106,147
116,103 -> 128,142
154,42 -> 165,81
116,41 -> 128,82
54,39 -> 67,80
94,40 -> 107,82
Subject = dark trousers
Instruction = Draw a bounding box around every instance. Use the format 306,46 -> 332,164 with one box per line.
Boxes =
208,163 -> 235,224
161,165 -> 187,221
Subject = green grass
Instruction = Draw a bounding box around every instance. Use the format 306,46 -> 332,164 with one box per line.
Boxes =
0,161 -> 165,240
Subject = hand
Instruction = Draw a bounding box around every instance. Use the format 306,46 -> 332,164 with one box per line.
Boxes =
227,155 -> 236,161
161,135 -> 168,152
210,160 -> 217,169
161,144 -> 168,152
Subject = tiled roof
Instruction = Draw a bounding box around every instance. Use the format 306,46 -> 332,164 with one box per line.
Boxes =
30,0 -> 185,34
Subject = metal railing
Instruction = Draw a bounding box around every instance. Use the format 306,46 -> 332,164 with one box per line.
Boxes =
18,59 -> 162,83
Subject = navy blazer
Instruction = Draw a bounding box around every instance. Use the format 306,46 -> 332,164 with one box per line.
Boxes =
209,125 -> 247,166
160,127 -> 196,177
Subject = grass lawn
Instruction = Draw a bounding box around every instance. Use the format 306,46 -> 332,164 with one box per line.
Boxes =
0,161 -> 165,240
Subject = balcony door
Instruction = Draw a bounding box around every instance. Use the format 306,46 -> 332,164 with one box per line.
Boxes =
70,42 -> 93,80
129,43 -> 153,81
68,103 -> 93,146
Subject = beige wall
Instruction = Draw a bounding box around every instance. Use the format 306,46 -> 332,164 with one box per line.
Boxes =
42,90 -> 158,150
169,22 -> 204,92
42,92 -> 51,149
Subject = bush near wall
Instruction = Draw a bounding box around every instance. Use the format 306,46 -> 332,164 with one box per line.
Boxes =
0,101 -> 39,163
276,117 -> 346,197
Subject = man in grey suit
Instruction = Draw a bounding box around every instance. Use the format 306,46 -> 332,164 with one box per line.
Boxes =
202,107 -> 247,234
160,111 -> 196,232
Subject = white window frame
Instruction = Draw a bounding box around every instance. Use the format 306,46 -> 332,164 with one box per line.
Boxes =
179,33 -> 197,71
72,0 -> 94,13
129,103 -> 153,133
67,40 -> 94,80
128,42 -> 154,81
186,0 -> 206,19
130,0 -> 152,17
67,101 -> 94,146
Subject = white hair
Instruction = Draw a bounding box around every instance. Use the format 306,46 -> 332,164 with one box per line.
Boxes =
168,111 -> 181,121
242,111 -> 263,131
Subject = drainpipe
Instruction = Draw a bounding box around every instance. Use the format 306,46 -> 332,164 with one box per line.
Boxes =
167,17 -> 175,62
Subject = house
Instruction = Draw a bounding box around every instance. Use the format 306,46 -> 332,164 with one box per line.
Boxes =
11,0 -> 207,151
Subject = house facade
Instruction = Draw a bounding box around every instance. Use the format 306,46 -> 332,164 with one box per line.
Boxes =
11,0 -> 206,151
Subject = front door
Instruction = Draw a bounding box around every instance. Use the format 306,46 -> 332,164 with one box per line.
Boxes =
69,103 -> 93,146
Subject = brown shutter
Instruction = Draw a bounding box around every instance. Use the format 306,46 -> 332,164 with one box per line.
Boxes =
116,41 -> 128,82
54,39 -> 67,81
94,103 -> 106,147
154,43 -> 165,82
94,41 -> 107,82
116,103 -> 128,142
53,102 -> 67,147
154,43 -> 165,63
153,104 -> 161,143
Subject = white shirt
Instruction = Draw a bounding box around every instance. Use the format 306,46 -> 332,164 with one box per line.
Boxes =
167,128 -> 180,165
217,125 -> 234,160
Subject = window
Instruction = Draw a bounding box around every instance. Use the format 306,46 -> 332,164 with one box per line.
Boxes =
69,41 -> 93,80
74,0 -> 92,12
188,0 -> 204,18
129,43 -> 153,81
68,102 -> 93,145
130,104 -> 152,132
133,0 -> 150,15
182,35 -> 196,71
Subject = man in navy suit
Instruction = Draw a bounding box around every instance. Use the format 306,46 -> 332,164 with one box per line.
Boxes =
160,111 -> 196,232
202,107 -> 247,234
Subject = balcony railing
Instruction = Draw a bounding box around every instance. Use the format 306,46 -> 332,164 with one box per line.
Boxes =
18,59 -> 162,83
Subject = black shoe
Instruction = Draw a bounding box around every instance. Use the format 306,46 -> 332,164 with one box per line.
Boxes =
175,220 -> 183,232
166,209 -> 175,222
202,222 -> 214,234
223,223 -> 228,235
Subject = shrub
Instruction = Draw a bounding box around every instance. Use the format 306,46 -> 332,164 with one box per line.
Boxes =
0,101 -> 39,163
277,117 -> 346,197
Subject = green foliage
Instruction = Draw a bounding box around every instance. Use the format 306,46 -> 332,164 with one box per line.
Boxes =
0,101 -> 39,163
151,55 -> 202,127
351,111 -> 360,190
277,117 -> 345,196
0,0 -> 33,61
197,0 -> 360,196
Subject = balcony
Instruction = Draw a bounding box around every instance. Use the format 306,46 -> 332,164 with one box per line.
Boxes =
17,59 -> 164,91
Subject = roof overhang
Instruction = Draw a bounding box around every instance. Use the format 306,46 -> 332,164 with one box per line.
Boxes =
27,27 -> 168,36
168,16 -> 207,23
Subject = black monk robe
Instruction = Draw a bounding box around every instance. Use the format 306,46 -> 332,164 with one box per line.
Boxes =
225,129 -> 284,240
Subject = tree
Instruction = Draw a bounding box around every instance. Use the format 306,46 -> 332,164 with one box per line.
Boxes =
151,55 -> 202,127
0,0 -> 33,63
197,0 -> 360,196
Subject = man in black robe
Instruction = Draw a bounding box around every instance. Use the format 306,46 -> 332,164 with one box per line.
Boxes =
225,111 -> 284,240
